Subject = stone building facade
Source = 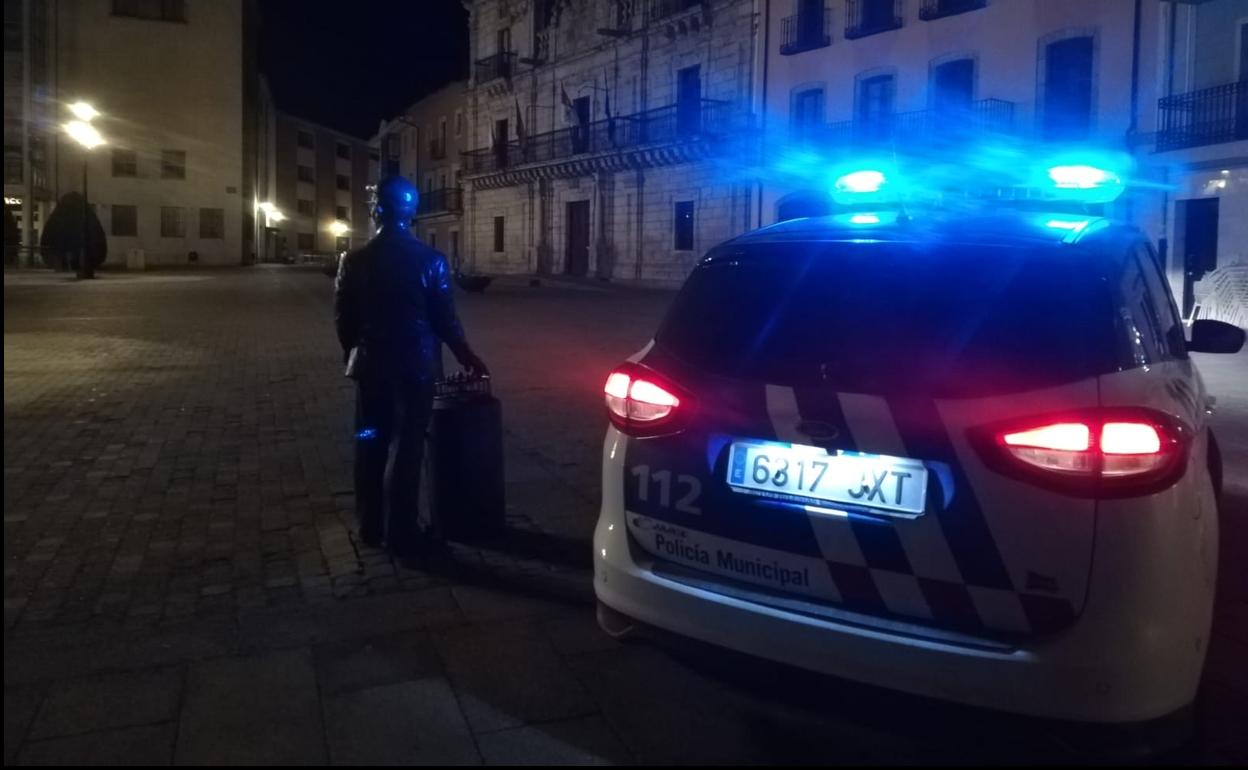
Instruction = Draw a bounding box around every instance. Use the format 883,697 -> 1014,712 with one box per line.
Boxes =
462,0 -> 761,286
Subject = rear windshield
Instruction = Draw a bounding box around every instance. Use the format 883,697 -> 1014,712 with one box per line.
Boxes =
656,241 -> 1119,397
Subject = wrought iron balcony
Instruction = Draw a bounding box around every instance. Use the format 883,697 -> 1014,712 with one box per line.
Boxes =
475,51 -> 516,83
648,0 -> 701,23
780,8 -> 831,55
811,98 -> 1016,146
1157,80 -> 1248,151
417,187 -> 463,216
919,0 -> 987,21
845,0 -> 902,39
462,99 -> 745,176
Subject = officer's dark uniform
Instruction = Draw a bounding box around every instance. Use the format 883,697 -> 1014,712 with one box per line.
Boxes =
334,177 -> 486,557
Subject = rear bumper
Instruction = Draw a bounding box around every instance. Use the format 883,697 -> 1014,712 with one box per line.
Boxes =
593,504 -> 1205,726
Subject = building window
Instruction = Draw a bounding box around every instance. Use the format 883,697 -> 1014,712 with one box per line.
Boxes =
920,0 -> 987,22
297,165 -> 315,183
297,232 -> 314,251
161,149 -> 186,179
856,72 -> 896,137
112,149 -> 137,177
336,142 -> 350,160
160,206 -> 185,237
930,58 -> 975,113
792,87 -> 825,139
112,204 -> 137,236
111,0 -> 186,23
780,0 -> 831,55
297,130 -> 314,149
1042,35 -> 1095,141
297,199 -> 314,216
335,205 -> 349,220
455,112 -> 464,135
429,232 -> 438,250
336,174 -> 350,191
493,216 -> 505,252
846,0 -> 902,39
199,207 -> 224,239
674,201 -> 694,251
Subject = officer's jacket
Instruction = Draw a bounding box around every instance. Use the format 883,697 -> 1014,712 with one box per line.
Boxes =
334,227 -> 468,381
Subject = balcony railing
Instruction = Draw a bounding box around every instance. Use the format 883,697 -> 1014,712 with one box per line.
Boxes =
919,0 -> 987,21
429,140 -> 447,160
475,51 -> 516,83
462,99 -> 745,175
845,0 -> 902,39
810,99 -> 1016,145
648,0 -> 701,22
417,187 -> 463,216
780,8 -> 831,55
1157,80 -> 1248,151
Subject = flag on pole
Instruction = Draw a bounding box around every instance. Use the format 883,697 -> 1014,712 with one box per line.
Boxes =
560,82 -> 576,126
603,68 -> 616,146
514,97 -> 527,147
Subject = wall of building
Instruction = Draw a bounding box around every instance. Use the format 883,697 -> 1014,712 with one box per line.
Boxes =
54,0 -> 248,267
271,111 -> 372,258
462,0 -> 759,285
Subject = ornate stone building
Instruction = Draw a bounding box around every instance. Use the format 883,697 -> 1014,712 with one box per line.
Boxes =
462,0 -> 760,285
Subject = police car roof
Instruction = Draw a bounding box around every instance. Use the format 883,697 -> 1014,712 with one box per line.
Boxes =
720,209 -> 1138,251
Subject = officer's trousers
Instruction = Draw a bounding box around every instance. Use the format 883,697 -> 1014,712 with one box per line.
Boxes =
354,376 -> 436,555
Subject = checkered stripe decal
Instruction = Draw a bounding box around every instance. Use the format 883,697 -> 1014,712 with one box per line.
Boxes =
766,385 -> 1077,636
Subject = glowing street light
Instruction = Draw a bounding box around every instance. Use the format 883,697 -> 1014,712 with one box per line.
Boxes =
64,120 -> 105,150
68,101 -> 100,122
329,220 -> 350,237
63,102 -> 106,279
256,201 -> 285,225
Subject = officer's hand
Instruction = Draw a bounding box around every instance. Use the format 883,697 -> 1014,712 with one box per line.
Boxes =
462,352 -> 489,379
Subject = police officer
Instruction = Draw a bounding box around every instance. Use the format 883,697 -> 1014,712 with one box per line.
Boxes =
334,176 -> 487,561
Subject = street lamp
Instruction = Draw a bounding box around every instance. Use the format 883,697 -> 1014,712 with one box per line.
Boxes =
63,102 -> 105,279
329,220 -> 350,237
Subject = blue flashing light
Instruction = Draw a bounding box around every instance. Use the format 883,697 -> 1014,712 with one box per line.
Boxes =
1048,165 -> 1119,190
835,169 -> 887,195
356,427 -> 378,440
849,213 -> 881,225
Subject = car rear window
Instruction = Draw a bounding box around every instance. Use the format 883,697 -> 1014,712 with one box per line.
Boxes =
656,241 -> 1119,397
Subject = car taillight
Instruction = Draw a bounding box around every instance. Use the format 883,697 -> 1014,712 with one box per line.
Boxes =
603,363 -> 688,435
977,409 -> 1187,497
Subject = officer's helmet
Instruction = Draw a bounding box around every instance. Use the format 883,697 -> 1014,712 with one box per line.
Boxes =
373,176 -> 419,225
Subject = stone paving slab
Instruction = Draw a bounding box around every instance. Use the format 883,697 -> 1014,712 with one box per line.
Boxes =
176,649 -> 325,765
323,678 -> 480,765
16,723 -> 176,766
28,667 -> 181,741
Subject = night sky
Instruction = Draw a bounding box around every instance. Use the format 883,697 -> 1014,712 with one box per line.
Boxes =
259,0 -> 468,138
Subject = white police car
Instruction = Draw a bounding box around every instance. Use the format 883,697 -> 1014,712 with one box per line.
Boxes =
592,158 -> 1245,738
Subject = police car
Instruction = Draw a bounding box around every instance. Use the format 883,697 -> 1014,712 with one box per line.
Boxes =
592,157 -> 1245,737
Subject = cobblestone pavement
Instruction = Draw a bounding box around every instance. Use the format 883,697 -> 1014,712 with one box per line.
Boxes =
4,267 -> 1246,764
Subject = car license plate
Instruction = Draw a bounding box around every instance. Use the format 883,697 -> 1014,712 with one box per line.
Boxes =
727,441 -> 927,516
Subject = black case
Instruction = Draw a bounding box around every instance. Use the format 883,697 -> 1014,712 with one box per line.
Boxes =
426,375 -> 506,541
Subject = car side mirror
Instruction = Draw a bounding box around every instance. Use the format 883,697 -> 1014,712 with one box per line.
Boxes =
1189,319 -> 1246,354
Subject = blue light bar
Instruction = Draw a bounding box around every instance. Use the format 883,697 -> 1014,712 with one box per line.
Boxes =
849,213 -> 881,224
835,170 -> 886,194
